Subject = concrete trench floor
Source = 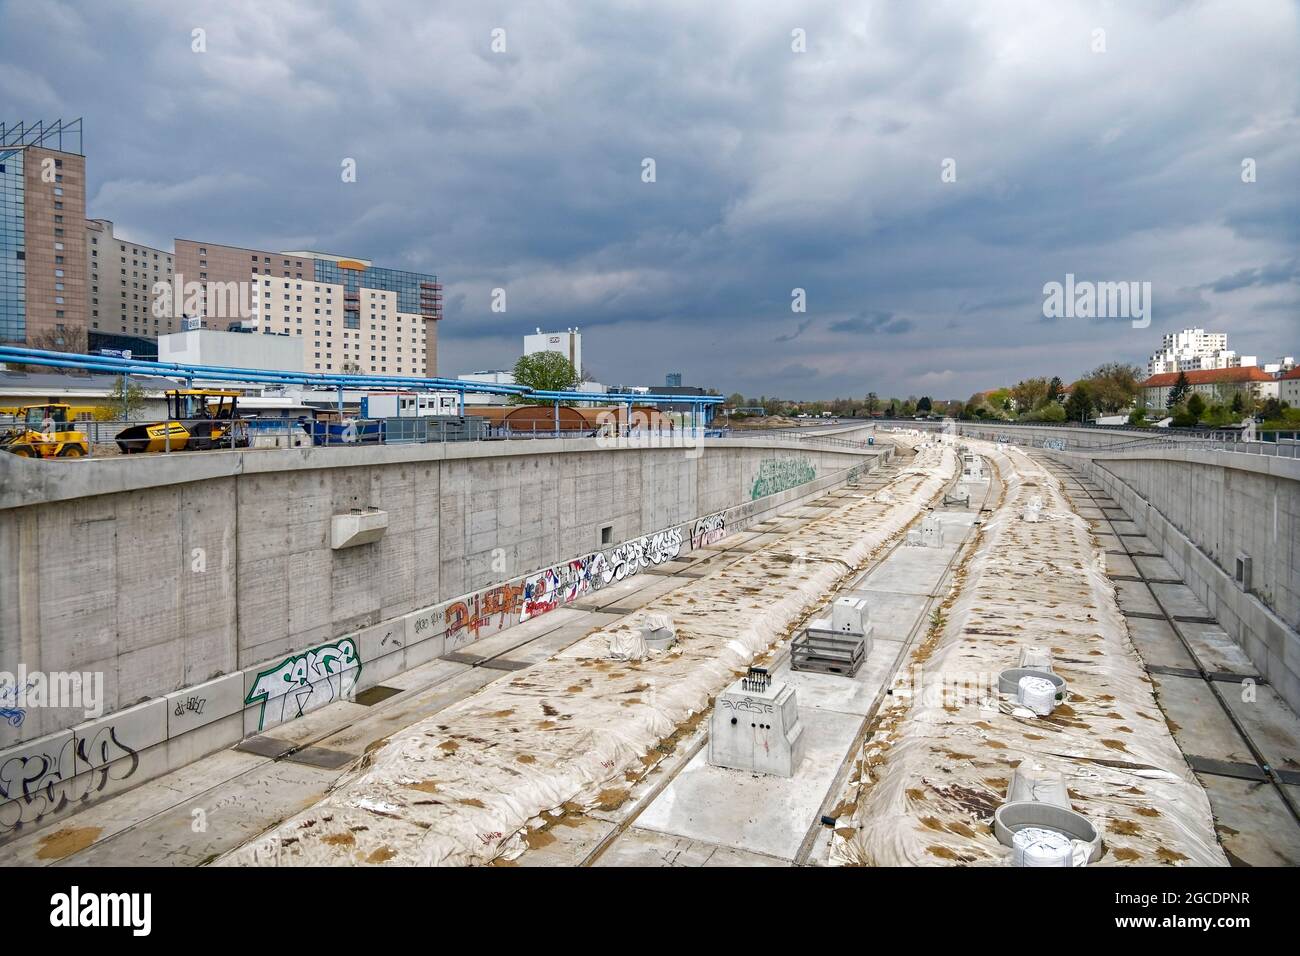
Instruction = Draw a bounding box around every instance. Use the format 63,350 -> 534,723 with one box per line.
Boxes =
1,457 -> 918,867
1040,455 -> 1300,867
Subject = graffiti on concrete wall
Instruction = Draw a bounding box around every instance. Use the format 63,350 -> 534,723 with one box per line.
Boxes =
750,457 -> 816,500
0,725 -> 139,835
1042,438 -> 1067,451
445,582 -> 525,649
517,528 -> 684,622
244,637 -> 362,732
690,512 -> 726,549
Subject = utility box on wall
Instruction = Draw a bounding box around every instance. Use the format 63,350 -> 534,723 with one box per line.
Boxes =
331,508 -> 389,550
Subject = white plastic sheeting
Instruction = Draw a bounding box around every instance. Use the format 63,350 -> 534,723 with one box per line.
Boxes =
220,441 -> 957,867
831,442 -> 1226,867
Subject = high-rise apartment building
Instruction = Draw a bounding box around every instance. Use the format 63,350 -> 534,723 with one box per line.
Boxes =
0,119 -> 87,349
1145,327 -> 1252,375
171,241 -> 443,376
86,219 -> 175,338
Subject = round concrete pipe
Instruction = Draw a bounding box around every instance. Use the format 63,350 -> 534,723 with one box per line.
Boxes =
998,667 -> 1066,698
994,801 -> 1102,864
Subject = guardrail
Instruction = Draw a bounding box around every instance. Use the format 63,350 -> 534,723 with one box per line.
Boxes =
13,418 -> 885,459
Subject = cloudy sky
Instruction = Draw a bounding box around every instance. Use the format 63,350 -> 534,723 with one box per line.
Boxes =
2,0 -> 1296,399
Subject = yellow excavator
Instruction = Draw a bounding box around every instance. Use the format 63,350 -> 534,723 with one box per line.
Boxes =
115,389 -> 249,453
1,403 -> 90,458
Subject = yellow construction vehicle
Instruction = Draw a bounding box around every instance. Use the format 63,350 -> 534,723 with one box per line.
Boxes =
0,404 -> 90,458
115,390 -> 249,453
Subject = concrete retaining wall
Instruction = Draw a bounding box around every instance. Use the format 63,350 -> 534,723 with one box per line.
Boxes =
0,430 -> 882,840
1058,448 -> 1300,712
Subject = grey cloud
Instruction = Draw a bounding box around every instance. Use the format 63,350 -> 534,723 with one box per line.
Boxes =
1,0 -> 1296,399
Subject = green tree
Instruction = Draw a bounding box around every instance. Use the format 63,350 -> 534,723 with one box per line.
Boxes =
1084,362 -> 1143,413
1186,392 -> 1206,422
1166,370 -> 1191,409
96,375 -> 147,421
1011,377 -> 1050,414
726,392 -> 745,408
511,352 -> 580,403
1230,392 -> 1244,415
1046,376 -> 1064,404
917,396 -> 932,413
1065,383 -> 1093,423
865,392 -> 880,415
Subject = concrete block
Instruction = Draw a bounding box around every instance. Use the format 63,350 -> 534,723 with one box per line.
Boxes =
709,675 -> 806,778
331,508 -> 389,549
166,671 -> 245,738
72,697 -> 168,771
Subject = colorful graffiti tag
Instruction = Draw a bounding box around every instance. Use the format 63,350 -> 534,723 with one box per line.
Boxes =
445,582 -> 525,648
690,512 -> 726,549
518,528 -> 683,622
750,457 -> 816,500
244,637 -> 362,732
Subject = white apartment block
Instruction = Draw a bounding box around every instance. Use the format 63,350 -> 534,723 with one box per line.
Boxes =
1145,327 -> 1259,375
249,274 -> 429,376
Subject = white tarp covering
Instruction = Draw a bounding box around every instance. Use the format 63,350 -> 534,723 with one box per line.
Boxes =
220,440 -> 957,866
831,442 -> 1226,866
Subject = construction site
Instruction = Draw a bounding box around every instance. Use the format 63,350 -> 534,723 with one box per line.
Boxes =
2,417 -> 1296,871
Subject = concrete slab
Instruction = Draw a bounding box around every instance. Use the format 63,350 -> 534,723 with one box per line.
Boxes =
594,827 -> 786,867
777,638 -> 902,717
1113,579 -> 1163,616
1151,674 -> 1254,765
513,815 -> 617,866
1219,684 -> 1300,776
1126,616 -> 1198,671
839,590 -> 929,644
55,758 -> 341,867
1177,622 -> 1257,677
1133,554 -> 1181,581
1150,582 -> 1211,619
856,544 -> 959,596
1104,552 -> 1139,578
1197,775 -> 1300,866
633,707 -> 862,860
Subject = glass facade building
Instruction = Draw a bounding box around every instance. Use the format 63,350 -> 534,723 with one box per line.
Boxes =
312,260 -> 439,319
0,149 -> 25,342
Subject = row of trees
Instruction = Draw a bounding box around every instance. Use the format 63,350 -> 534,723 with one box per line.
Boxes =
958,363 -> 1145,424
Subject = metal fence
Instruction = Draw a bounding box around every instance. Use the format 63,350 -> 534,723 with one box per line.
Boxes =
37,417 -> 885,458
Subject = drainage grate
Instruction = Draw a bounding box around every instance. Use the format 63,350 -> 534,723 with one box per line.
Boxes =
1174,615 -> 1218,625
1207,671 -> 1265,685
1185,755 -> 1267,782
353,684 -> 403,707
283,746 -> 356,770
442,651 -> 484,666
1122,610 -> 1166,620
1146,664 -> 1201,679
479,658 -> 531,671
235,735 -> 297,759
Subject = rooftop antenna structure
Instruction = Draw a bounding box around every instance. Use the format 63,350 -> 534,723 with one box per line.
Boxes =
0,118 -> 84,162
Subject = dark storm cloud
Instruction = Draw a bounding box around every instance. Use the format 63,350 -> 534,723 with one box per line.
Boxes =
1,0 -> 1296,398
1203,259 -> 1300,293
830,311 -> 913,335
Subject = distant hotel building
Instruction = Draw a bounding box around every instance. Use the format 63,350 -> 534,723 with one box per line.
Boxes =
1,121 -> 445,378
1,119 -> 87,350
170,244 -> 444,377
1139,366 -> 1279,410
86,218 -> 175,339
